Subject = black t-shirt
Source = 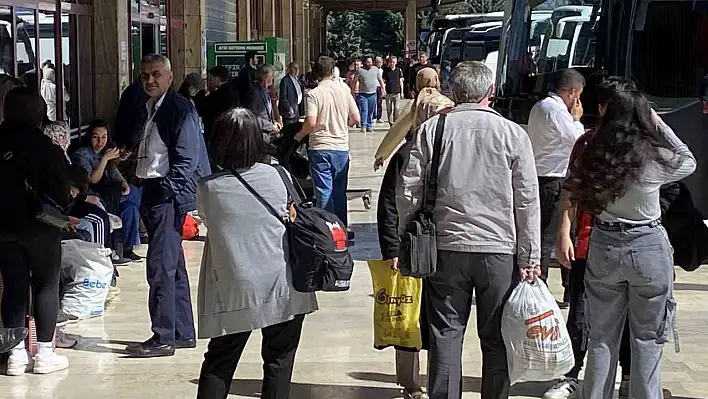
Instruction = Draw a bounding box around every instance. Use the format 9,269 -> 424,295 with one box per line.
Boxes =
383,67 -> 404,94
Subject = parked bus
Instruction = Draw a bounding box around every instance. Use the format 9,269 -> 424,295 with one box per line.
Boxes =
427,12 -> 504,64
495,0 -> 708,215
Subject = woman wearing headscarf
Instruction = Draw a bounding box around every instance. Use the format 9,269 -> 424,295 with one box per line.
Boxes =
372,67 -> 453,399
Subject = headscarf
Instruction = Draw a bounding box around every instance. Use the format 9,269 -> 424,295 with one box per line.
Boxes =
374,67 -> 453,161
43,120 -> 70,161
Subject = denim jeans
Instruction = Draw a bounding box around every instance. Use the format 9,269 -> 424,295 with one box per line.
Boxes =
582,223 -> 675,399
308,150 -> 350,225
565,259 -> 631,379
120,184 -> 142,249
356,92 -> 377,129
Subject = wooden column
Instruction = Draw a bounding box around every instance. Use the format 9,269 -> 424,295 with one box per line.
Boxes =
238,0 -> 252,40
93,0 -> 129,121
279,0 -> 294,59
262,0 -> 276,37
293,0 -> 305,67
404,0 -> 417,57
169,0 -> 205,82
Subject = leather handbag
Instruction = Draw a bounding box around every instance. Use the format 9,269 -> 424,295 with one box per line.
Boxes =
399,113 -> 446,278
26,180 -> 70,229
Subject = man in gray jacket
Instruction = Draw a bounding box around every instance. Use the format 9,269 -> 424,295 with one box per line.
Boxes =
396,61 -> 542,399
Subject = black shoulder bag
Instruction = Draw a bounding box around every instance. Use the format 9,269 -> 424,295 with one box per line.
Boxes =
399,113 -> 446,278
2,150 -> 69,229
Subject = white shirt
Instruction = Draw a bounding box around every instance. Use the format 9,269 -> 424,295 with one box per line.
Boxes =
136,92 -> 170,179
527,93 -> 585,177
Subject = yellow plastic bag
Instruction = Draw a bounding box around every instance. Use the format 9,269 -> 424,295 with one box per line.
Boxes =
367,260 -> 423,350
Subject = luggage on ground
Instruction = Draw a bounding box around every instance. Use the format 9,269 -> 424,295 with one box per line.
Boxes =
60,239 -> 114,319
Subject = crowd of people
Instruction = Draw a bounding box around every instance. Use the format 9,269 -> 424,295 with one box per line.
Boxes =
0,46 -> 698,399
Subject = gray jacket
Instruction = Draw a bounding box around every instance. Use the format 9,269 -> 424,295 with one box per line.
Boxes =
197,164 -> 318,338
396,103 -> 541,267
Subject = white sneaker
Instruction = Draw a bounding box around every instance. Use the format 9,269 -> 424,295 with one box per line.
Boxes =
6,349 -> 31,376
33,351 -> 69,374
544,377 -> 580,399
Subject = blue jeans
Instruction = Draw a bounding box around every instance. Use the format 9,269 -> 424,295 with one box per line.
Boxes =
308,150 -> 349,226
356,92 -> 377,129
120,184 -> 142,249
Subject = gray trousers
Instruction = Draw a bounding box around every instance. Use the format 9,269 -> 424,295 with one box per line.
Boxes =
385,93 -> 399,124
582,224 -> 675,399
426,251 -> 516,399
395,349 -> 421,391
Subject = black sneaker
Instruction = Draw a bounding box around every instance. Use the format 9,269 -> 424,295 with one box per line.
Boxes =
124,250 -> 143,262
112,256 -> 131,266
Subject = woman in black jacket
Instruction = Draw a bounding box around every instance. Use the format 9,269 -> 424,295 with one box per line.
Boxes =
0,87 -> 71,375
376,134 -> 429,399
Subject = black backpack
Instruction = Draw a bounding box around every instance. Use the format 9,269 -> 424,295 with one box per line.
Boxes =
230,165 -> 354,292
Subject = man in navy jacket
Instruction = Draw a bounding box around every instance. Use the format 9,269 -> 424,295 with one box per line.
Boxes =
122,54 -> 211,357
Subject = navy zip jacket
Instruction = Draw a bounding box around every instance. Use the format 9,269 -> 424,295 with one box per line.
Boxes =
116,88 -> 211,215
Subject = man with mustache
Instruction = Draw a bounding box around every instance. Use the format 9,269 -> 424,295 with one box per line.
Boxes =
123,54 -> 211,357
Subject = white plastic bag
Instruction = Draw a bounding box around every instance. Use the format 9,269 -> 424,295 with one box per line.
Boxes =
60,240 -> 114,320
501,280 -> 575,384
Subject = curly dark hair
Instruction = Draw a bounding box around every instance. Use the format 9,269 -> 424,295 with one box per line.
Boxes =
564,89 -> 675,214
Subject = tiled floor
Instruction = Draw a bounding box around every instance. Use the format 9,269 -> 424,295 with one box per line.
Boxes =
1,123 -> 708,398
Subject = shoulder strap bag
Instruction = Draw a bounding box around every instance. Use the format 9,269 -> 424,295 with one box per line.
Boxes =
399,113 -> 446,278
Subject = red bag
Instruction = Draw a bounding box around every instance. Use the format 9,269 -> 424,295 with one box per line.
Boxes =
182,214 -> 199,240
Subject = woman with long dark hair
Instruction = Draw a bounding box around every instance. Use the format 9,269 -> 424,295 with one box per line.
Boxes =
564,89 -> 696,399
71,119 -> 142,262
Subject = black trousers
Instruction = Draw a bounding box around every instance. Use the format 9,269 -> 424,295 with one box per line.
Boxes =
426,251 -> 517,399
538,176 -> 569,290
566,259 -> 631,379
0,223 -> 62,342
196,314 -> 306,399
283,117 -> 299,126
376,87 -> 383,120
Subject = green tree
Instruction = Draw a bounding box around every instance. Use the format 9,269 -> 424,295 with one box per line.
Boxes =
361,11 -> 404,56
326,12 -> 368,57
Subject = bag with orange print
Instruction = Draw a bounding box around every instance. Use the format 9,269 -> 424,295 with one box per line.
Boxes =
501,280 -> 575,384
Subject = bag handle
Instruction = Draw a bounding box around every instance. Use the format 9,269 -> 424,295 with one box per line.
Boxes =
422,113 -> 446,216
229,167 -> 287,227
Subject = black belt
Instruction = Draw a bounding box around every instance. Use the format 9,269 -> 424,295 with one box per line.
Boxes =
594,219 -> 661,231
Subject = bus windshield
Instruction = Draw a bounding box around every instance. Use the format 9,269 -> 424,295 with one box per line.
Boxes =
497,1 -> 601,96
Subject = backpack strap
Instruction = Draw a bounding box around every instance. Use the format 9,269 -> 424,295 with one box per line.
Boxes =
422,113 -> 446,216
271,164 -> 304,203
229,167 -> 286,226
